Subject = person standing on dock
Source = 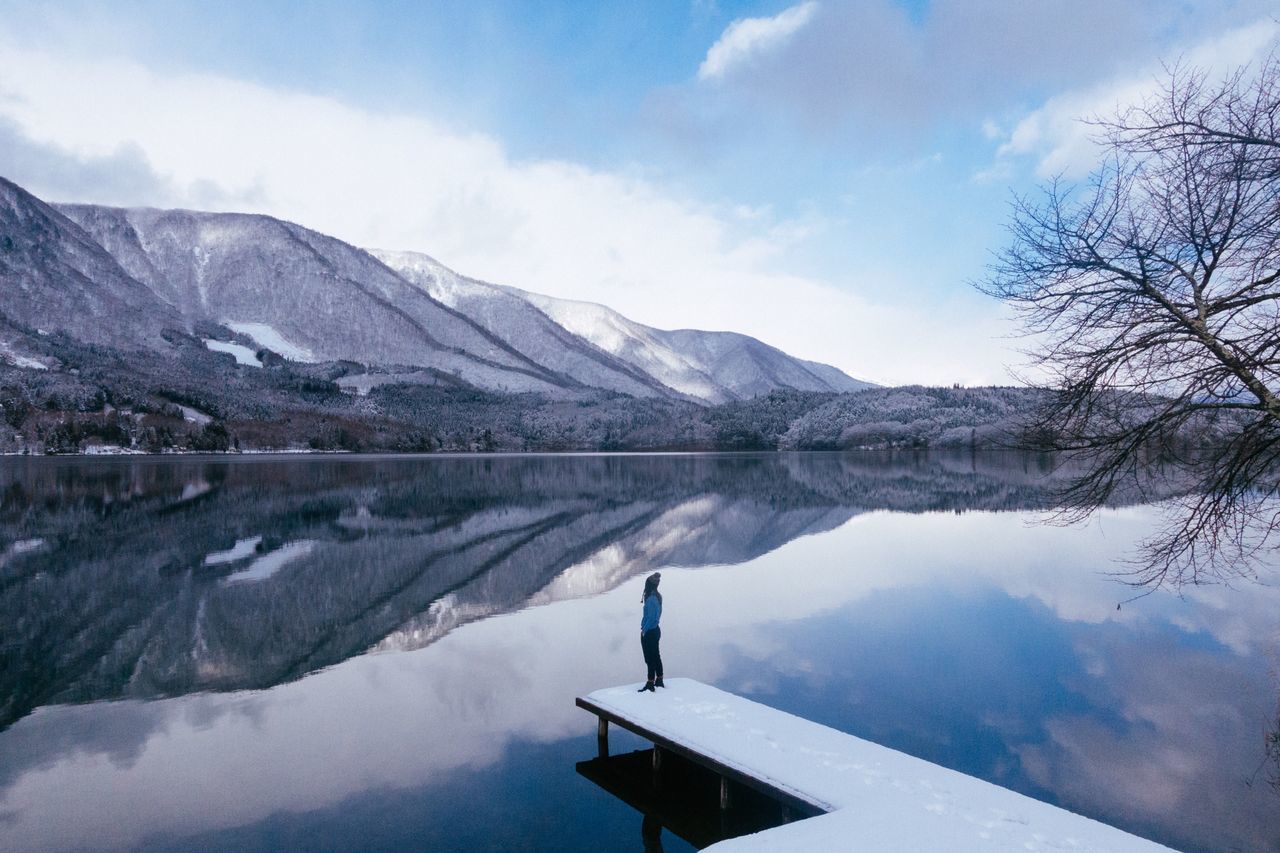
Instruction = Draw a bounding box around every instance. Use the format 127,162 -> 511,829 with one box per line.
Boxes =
638,572 -> 664,692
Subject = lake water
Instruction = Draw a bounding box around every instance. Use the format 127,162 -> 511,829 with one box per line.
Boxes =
0,452 -> 1277,852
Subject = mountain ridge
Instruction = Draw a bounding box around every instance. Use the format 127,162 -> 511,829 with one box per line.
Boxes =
0,179 -> 185,354
372,248 -> 875,403
54,201 -> 577,395
0,175 -> 873,404
372,248 -> 682,399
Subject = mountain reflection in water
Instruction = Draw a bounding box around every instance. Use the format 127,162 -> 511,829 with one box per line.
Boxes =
0,451 -> 1073,729
0,452 -> 1275,853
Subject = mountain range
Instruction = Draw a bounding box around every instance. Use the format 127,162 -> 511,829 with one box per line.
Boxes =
0,176 -> 872,405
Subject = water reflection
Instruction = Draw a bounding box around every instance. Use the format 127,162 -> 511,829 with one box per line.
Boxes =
0,452 -> 1275,852
0,451 -> 1084,730
576,750 -> 795,849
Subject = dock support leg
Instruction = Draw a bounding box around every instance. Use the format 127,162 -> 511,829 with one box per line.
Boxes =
597,718 -> 608,758
719,775 -> 732,836
652,745 -> 662,773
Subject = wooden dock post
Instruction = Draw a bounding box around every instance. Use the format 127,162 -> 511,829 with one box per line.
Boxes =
597,717 -> 609,758
719,775 -> 731,811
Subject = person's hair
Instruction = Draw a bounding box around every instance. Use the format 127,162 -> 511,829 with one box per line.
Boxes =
642,572 -> 662,604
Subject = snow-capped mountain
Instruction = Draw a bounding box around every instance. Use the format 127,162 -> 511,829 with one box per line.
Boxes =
1,176 -> 872,402
56,203 -> 573,394
375,249 -> 876,402
373,249 -> 676,399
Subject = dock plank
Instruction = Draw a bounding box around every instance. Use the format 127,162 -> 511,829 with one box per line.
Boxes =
578,678 -> 1175,852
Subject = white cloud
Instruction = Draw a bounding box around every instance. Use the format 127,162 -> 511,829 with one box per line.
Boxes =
992,19 -> 1280,178
678,0 -> 1276,148
697,1 -> 819,82
0,36 -> 1013,386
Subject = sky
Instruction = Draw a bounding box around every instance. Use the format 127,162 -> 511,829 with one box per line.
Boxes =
0,1 -> 1277,386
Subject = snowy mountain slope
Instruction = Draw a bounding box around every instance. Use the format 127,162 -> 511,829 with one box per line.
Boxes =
498,282 -> 873,402
0,175 -> 872,402
371,249 -> 680,399
0,178 -> 184,351
511,286 -> 874,402
796,357 -> 871,391
512,290 -> 729,401
56,204 -> 573,394
655,327 -> 875,399
375,250 -> 872,403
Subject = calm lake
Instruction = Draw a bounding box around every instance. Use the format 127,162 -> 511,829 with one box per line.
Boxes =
1,452 -> 1277,852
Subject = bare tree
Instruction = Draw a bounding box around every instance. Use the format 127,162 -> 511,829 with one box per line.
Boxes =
981,52 -> 1280,588
1105,55 -> 1280,174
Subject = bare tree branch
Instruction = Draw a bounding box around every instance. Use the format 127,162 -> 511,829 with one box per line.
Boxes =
981,49 -> 1280,588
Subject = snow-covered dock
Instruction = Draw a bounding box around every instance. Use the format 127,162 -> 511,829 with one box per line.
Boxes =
577,679 -> 1174,852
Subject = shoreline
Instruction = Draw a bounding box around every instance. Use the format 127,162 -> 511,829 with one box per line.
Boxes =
0,446 -> 1031,459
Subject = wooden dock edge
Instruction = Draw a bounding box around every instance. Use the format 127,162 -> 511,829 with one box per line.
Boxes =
575,695 -> 828,819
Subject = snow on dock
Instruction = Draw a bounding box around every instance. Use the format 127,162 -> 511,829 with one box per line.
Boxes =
577,679 -> 1174,852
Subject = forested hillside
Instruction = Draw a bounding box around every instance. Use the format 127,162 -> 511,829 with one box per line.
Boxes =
0,334 -> 1044,453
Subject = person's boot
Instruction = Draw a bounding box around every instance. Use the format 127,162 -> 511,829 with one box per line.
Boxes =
655,677 -> 665,688
638,680 -> 655,692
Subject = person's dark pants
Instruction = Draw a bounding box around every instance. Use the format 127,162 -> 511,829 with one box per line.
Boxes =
641,627 -> 663,682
